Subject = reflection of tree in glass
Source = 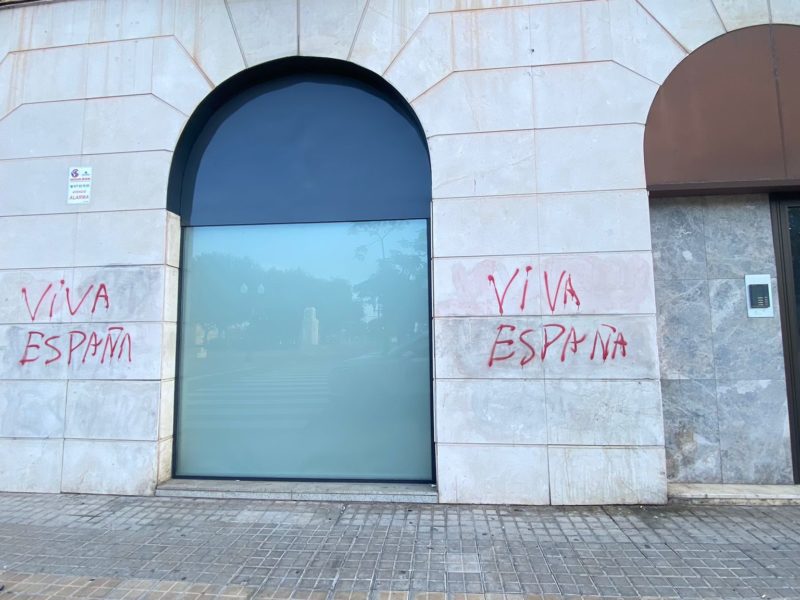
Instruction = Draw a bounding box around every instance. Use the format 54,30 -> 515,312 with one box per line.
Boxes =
351,223 -> 428,352
186,253 -> 363,350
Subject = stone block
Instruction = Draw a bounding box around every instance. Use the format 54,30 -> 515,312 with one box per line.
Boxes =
434,317 -> 545,379
413,68 -> 534,136
83,96 -> 185,154
538,190 -> 652,254
75,210 -> 167,267
166,212 -> 181,268
709,278 -> 785,380
546,380 -> 663,446
661,379 -> 722,482
649,198 -> 707,281
437,444 -> 549,504
350,0 -> 428,75
0,152 -> 172,216
161,322 -> 177,379
159,379 -> 175,439
86,39 -> 154,98
227,0 -> 297,67
16,44 -> 88,105
87,0 -> 173,43
0,438 -> 63,493
529,1 -> 611,65
534,124 -> 645,193
432,195 -> 538,258
0,100 -> 85,159
538,251 -> 656,316
173,0 -> 245,85
158,437 -> 173,483
431,0 -> 571,10
549,446 -> 667,504
772,0 -> 800,23
637,0 -> 725,51
609,0 -> 687,84
430,130 -> 536,198
435,379 -> 547,444
66,380 -> 160,441
61,439 -> 157,495
703,195 -> 776,279
713,0 -> 770,31
164,266 -> 179,322
0,380 -> 66,438
385,13 -> 452,101
15,0 -> 92,50
540,315 -> 659,380
0,214 -> 77,270
433,255 -> 542,317
452,6 -> 532,71
299,0 -> 366,59
152,37 -> 211,115
717,379 -> 793,484
532,62 -> 657,128
0,322 -> 165,380
655,279 -> 715,380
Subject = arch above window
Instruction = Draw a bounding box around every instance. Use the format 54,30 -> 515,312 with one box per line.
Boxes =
168,57 -> 431,226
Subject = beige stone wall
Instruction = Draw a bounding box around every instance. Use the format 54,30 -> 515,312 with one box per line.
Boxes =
0,0 -> 796,503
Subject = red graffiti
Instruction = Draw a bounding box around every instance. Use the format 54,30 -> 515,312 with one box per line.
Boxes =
486,267 -> 581,316
18,325 -> 133,367
486,322 -> 629,367
543,270 -> 581,314
21,280 -> 110,322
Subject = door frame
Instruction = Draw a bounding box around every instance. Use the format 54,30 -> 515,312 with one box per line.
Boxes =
770,193 -> 800,483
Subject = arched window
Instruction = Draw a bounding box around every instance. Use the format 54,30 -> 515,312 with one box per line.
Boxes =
169,57 -> 433,482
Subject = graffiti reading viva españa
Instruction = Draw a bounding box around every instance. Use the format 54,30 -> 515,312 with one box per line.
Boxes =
17,280 -> 133,367
486,266 -> 628,368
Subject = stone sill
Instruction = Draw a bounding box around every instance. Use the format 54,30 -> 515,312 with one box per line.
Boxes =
669,483 -> 800,505
156,479 -> 439,504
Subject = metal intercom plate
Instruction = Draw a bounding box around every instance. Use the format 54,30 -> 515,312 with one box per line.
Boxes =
745,274 -> 774,318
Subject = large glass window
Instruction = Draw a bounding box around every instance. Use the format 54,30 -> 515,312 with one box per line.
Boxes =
175,220 -> 432,480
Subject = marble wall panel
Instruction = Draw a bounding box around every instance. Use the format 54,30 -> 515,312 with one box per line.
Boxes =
432,196 -> 538,258
608,0 -> 687,84
87,0 -> 174,43
637,0 -> 724,52
534,125 -> 645,193
0,438 -> 63,493
712,0 -> 770,31
83,96 -> 185,154
0,214 -> 77,270
430,130 -> 536,198
433,255 -> 542,318
164,267 -> 179,323
649,199 -> 707,281
717,379 -> 793,484
528,1 -> 611,66
413,68 -> 534,136
0,266 -> 165,325
350,0 -> 428,75
660,379 -> 721,482
548,446 -> 667,504
545,380 -> 663,446
152,37 -> 211,116
0,380 -> 66,438
13,0 -> 92,50
385,13 -> 452,102
86,39 -> 153,98
0,100 -> 85,159
158,437 -> 173,483
166,212 -> 181,268
771,0 -> 800,23
12,44 -> 88,105
703,196 -> 777,279
0,322 -> 164,381
532,62 -> 657,129
158,379 -> 175,440
538,190 -> 652,254
61,439 -> 157,495
654,279 -> 715,380
451,6 -> 532,71
227,0 -> 297,67
299,0 -> 366,59
74,210 -> 167,267
435,379 -> 547,444
66,380 -> 160,441
437,444 -> 549,504
709,278 -> 785,381
430,0 -> 572,10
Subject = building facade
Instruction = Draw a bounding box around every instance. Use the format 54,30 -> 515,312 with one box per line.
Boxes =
0,0 -> 798,504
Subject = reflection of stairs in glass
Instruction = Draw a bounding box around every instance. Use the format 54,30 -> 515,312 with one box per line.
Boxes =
182,373 -> 330,428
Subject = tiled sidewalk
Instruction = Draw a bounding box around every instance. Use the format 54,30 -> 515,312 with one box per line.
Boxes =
0,493 -> 799,599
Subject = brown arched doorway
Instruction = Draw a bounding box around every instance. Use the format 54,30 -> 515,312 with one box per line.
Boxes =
645,25 -> 800,485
